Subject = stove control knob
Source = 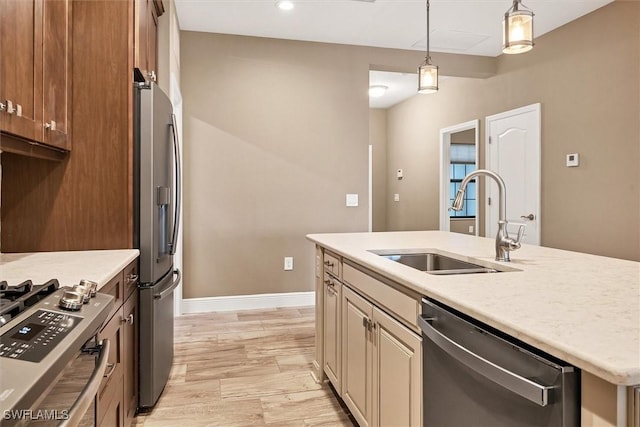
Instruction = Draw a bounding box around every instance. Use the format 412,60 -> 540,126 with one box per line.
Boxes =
59,291 -> 84,311
78,280 -> 98,298
73,284 -> 92,304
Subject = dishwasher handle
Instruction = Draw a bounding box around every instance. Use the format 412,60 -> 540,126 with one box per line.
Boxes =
58,339 -> 111,427
418,315 -> 553,407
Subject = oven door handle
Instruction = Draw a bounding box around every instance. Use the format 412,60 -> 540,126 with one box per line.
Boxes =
58,339 -> 111,427
417,316 -> 553,407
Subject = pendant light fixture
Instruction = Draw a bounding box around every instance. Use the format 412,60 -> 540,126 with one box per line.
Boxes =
503,0 -> 534,54
417,0 -> 438,94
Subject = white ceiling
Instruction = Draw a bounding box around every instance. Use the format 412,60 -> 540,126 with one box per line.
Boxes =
174,0 -> 614,108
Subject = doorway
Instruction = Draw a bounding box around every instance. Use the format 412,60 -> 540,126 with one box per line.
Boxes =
439,120 -> 479,235
485,103 -> 541,245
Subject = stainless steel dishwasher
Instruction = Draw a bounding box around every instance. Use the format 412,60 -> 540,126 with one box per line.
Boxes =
418,298 -> 579,427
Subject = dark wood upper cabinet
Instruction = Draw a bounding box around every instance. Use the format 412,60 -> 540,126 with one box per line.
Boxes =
42,0 -> 72,150
0,0 -> 71,152
1,0 -> 137,253
134,0 -> 163,83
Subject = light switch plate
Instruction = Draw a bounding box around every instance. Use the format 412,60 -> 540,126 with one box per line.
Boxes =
566,153 -> 579,167
346,194 -> 358,207
393,193 -> 400,202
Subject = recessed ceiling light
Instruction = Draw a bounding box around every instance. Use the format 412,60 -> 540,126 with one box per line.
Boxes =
276,0 -> 294,11
369,85 -> 388,98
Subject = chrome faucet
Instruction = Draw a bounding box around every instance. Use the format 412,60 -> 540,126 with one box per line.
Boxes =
451,169 -> 525,262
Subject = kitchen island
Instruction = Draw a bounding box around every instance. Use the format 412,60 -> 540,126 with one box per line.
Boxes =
307,231 -> 640,427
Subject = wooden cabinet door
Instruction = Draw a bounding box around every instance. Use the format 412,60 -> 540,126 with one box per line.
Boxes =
372,307 -> 422,427
123,294 -> 138,427
97,308 -> 125,427
41,0 -> 71,150
134,0 -> 161,82
148,3 -> 158,82
342,286 -> 373,427
0,0 -> 42,141
323,274 -> 341,393
134,0 -> 149,79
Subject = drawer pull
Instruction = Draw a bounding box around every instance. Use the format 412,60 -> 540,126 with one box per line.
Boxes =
126,274 -> 139,284
324,260 -> 334,267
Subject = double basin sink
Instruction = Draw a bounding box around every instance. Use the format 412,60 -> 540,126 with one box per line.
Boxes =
370,250 -> 519,275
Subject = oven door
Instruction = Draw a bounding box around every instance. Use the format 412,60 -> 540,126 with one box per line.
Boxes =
27,338 -> 111,427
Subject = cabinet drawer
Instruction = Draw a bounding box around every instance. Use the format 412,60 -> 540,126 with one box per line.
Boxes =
323,251 -> 341,278
343,263 -> 420,331
123,259 -> 139,300
100,271 -> 124,322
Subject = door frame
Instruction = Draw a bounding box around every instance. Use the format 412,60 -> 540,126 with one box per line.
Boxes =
439,119 -> 480,234
485,103 -> 541,244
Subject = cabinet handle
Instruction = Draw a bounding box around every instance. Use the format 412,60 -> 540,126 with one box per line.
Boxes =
327,284 -> 338,296
324,260 -> 334,267
121,314 -> 134,325
149,70 -> 157,81
104,362 -> 116,379
44,120 -> 57,131
126,274 -> 139,284
0,101 -> 5,112
362,316 -> 373,331
4,100 -> 14,115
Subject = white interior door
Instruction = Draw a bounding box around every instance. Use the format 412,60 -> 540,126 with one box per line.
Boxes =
485,104 -> 541,245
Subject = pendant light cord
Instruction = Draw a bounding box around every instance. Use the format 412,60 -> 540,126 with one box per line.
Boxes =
425,0 -> 431,62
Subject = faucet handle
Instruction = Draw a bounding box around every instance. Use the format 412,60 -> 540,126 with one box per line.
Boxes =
512,224 -> 526,248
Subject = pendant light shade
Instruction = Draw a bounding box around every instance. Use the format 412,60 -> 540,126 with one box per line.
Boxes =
418,0 -> 438,94
418,62 -> 438,94
503,0 -> 534,54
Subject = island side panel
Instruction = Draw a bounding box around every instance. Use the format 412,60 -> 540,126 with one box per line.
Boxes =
312,245 -> 326,383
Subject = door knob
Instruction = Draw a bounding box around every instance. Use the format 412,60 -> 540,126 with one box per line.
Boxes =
520,214 -> 535,221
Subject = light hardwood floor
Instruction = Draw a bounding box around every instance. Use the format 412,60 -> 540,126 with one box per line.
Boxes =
133,307 -> 355,427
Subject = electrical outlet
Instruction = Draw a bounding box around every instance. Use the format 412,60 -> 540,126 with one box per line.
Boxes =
468,225 -> 474,234
394,193 -> 400,202
284,257 -> 294,271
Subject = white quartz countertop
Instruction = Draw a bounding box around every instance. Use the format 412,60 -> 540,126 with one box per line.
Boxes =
0,249 -> 139,290
307,231 -> 640,386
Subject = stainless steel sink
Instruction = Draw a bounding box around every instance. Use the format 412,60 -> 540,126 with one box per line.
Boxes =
370,250 -> 513,275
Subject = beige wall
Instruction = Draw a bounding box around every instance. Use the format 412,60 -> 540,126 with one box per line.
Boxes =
180,30 -> 495,298
385,1 -> 640,261
450,219 -> 476,236
369,109 -> 387,231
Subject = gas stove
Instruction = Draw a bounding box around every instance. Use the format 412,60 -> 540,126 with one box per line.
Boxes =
0,279 -> 115,424
0,279 -> 62,325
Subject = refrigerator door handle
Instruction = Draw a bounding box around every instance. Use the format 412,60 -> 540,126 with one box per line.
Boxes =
169,113 -> 182,256
153,269 -> 181,300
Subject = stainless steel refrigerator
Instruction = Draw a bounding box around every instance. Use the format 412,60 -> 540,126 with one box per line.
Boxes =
134,82 -> 182,409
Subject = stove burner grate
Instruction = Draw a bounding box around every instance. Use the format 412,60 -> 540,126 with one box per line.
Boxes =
0,279 -> 61,324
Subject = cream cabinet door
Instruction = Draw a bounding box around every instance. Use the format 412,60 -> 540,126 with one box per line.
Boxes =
342,286 -> 374,427
372,307 -> 422,427
323,274 -> 342,393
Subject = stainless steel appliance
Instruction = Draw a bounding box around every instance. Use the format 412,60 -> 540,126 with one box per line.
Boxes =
0,280 -> 114,426
418,298 -> 579,427
134,82 -> 182,409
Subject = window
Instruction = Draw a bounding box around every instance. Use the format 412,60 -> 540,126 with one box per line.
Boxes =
449,144 -> 476,218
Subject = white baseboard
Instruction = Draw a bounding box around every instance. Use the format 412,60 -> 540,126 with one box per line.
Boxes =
180,291 -> 315,314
